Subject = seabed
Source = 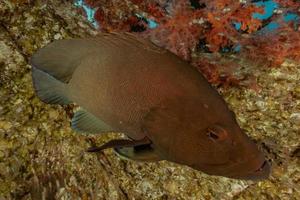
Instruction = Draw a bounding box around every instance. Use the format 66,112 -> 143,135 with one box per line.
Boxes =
0,0 -> 299,199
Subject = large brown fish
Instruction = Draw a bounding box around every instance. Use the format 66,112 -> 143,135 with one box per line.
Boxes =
31,32 -> 270,180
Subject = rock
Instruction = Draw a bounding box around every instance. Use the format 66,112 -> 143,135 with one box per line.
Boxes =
0,121 -> 12,130
290,113 -> 300,126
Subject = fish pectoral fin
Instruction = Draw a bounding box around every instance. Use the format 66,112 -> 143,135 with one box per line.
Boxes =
87,137 -> 152,152
71,109 -> 113,134
114,144 -> 162,162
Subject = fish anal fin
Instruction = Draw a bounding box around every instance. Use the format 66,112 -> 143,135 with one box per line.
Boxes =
71,109 -> 113,134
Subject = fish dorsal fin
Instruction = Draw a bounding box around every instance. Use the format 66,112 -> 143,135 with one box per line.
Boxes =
114,145 -> 162,162
31,32 -> 165,83
95,32 -> 166,54
31,38 -> 100,83
71,109 -> 113,134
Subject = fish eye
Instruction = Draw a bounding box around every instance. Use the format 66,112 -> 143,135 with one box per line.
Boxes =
206,126 -> 228,142
207,131 -> 219,140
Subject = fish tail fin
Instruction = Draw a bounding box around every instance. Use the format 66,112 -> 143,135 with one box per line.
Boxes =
31,66 -> 71,105
30,39 -> 88,83
30,38 -> 90,105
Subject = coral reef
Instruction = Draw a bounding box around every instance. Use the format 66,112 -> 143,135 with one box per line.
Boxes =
83,0 -> 300,84
0,0 -> 299,199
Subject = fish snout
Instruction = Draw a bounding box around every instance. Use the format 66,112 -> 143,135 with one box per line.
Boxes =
236,159 -> 271,181
227,135 -> 271,180
253,159 -> 271,179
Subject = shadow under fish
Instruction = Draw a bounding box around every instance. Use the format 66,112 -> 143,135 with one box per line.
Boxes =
30,32 -> 271,180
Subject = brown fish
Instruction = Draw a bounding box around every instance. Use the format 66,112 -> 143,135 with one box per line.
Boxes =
31,32 -> 270,180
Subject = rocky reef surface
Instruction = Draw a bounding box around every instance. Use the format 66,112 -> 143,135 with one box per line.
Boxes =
0,0 -> 299,199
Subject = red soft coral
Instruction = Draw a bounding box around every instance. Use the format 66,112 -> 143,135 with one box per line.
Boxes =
240,22 -> 300,67
204,2 -> 263,52
81,0 -> 300,86
146,0 -> 204,60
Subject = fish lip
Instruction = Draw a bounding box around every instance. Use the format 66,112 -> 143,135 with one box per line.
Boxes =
254,160 -> 268,172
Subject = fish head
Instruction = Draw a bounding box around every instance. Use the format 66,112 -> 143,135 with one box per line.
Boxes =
183,100 -> 271,180
189,120 -> 271,180
144,96 -> 270,180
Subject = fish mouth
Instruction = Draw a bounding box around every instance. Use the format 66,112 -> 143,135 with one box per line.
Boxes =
231,160 -> 271,181
190,159 -> 271,180
255,160 -> 268,172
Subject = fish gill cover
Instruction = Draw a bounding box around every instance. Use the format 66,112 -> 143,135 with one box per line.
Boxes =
75,0 -> 300,86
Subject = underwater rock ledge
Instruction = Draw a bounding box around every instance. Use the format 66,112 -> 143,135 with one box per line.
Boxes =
0,0 -> 299,199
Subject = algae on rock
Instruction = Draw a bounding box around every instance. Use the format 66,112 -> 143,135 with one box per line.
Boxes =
0,0 -> 299,199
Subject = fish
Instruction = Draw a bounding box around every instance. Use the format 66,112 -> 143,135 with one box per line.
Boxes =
31,32 -> 270,180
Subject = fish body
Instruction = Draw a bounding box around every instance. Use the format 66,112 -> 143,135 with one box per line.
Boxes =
31,33 -> 270,180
